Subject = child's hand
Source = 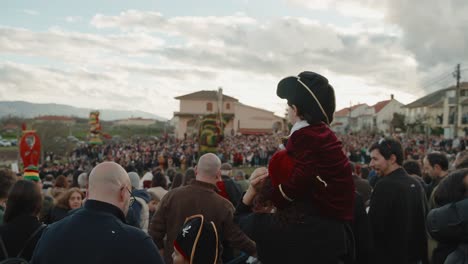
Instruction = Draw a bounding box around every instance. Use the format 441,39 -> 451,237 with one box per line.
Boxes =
243,167 -> 268,206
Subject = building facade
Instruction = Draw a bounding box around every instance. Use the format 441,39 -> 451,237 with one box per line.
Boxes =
332,95 -> 404,134
173,90 -> 286,139
404,82 -> 468,137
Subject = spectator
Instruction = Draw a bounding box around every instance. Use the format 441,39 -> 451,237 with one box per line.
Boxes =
171,172 -> 183,190
49,187 -> 84,223
427,169 -> 468,264
423,152 -> 449,209
31,161 -> 164,264
172,214 -> 219,264
126,171 -> 151,232
368,138 -> 428,264
217,163 -> 242,207
234,170 -> 249,192
149,153 -> 256,264
0,180 -> 45,262
0,169 -> 16,225
182,168 -> 196,186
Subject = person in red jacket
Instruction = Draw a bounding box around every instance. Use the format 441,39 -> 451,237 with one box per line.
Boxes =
270,71 -> 355,221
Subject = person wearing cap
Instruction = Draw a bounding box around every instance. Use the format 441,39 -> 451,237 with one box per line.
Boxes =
31,162 -> 164,264
270,71 -> 355,221
236,158 -> 356,263
217,163 -> 242,207
126,171 -> 151,232
149,153 -> 256,264
172,214 -> 219,264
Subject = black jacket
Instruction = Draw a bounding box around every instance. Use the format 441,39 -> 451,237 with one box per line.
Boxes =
427,198 -> 468,264
31,200 -> 164,264
369,168 -> 428,264
221,175 -> 242,206
49,206 -> 70,223
235,200 -> 351,264
0,215 -> 44,262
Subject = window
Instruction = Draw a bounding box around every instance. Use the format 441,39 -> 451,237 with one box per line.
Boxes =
226,103 -> 230,110
206,102 -> 213,111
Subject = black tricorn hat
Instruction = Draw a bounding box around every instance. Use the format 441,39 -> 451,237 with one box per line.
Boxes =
174,214 -> 219,264
277,71 -> 335,125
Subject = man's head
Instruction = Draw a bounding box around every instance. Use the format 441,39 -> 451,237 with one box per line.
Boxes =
369,138 -> 404,177
88,162 -> 133,216
234,170 -> 246,181
195,153 -> 221,184
128,172 -> 140,190
220,163 -> 232,177
423,152 -> 449,179
454,150 -> 468,170
77,172 -> 88,189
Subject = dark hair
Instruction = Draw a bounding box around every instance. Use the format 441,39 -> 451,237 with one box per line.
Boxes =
171,172 -> 183,189
166,168 -> 176,182
369,138 -> 404,166
360,167 -> 369,179
455,150 -> 468,169
151,171 -> 167,189
55,187 -> 84,210
183,168 -> 196,186
434,169 -> 468,206
54,175 -> 69,188
403,160 -> 422,177
0,169 -> 16,199
426,152 -> 449,171
4,180 -> 43,223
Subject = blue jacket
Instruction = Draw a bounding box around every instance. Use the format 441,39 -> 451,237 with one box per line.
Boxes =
126,189 -> 151,228
31,200 -> 164,264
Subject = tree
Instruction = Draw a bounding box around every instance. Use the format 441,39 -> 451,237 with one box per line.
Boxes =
391,113 -> 407,132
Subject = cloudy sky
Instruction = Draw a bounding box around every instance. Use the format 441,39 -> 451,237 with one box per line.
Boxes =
1,0 -> 467,119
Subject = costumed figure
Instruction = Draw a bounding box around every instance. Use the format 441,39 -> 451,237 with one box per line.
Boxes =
19,125 -> 41,181
198,115 -> 225,155
88,111 -> 103,145
269,71 -> 355,221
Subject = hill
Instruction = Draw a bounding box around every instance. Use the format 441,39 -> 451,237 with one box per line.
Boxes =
0,101 -> 167,121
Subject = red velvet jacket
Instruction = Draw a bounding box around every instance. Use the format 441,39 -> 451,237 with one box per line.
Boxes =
270,123 -> 355,221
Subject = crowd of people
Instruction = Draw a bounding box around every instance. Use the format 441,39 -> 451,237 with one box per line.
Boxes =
3,71 -> 468,264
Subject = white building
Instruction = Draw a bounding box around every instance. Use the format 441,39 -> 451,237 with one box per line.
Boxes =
404,82 -> 468,137
332,95 -> 404,134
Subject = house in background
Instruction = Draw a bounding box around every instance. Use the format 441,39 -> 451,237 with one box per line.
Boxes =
332,95 -> 404,134
113,117 -> 157,127
173,89 -> 286,139
34,115 -> 76,125
404,82 -> 468,137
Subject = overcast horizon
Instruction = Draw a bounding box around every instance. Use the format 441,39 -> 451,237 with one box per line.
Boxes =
1,0 -> 467,119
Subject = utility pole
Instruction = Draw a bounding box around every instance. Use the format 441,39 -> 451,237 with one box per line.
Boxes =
454,64 -> 461,138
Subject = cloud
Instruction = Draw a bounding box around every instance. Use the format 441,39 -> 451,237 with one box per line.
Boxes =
4,5 -> 465,118
22,9 -> 39,16
90,11 -> 418,95
65,16 -> 82,23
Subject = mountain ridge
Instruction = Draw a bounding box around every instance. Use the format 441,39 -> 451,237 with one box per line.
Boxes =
0,101 -> 167,121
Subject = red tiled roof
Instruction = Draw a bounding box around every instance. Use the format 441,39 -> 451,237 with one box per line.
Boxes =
334,104 -> 367,117
373,100 -> 391,113
34,115 -> 75,121
175,90 -> 239,102
238,128 -> 272,135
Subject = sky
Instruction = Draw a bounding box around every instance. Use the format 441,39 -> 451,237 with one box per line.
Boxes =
1,0 -> 467,119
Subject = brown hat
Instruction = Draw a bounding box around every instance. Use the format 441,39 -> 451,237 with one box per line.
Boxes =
220,163 -> 232,171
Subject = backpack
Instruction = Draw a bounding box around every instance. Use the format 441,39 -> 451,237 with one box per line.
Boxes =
0,224 -> 46,264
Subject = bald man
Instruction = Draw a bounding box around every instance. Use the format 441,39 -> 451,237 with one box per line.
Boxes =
149,153 -> 256,264
31,162 -> 164,264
